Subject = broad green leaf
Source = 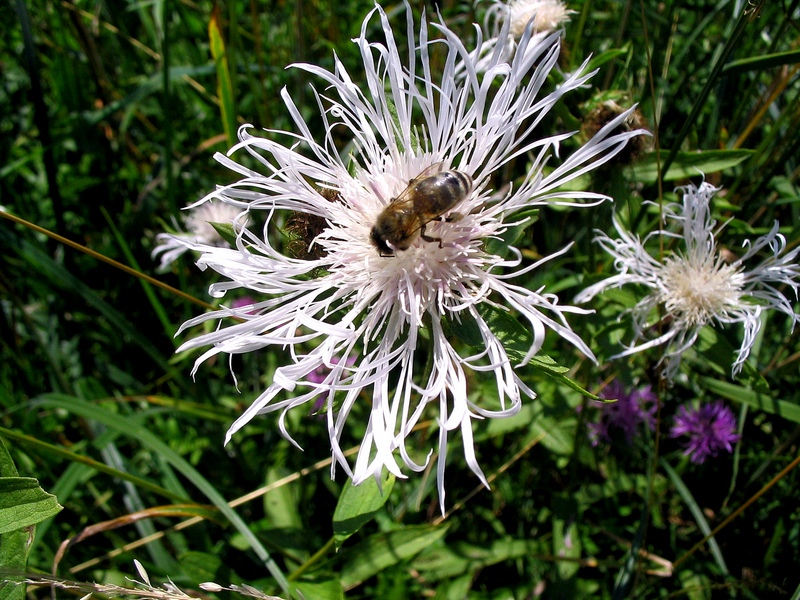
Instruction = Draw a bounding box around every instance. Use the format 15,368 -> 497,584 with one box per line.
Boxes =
0,440 -> 50,600
531,415 -> 576,456
340,525 -> 447,589
178,551 -> 223,584
631,149 -> 753,183
0,527 -> 28,600
264,467 -> 302,530
291,579 -> 344,600
698,378 -> 800,424
0,478 -> 62,534
696,327 -> 767,389
452,305 -> 602,401
553,517 -> 581,580
412,537 -> 539,581
333,472 -> 395,549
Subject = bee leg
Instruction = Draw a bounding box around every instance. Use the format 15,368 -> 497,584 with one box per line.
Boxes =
445,212 -> 463,223
420,223 -> 444,248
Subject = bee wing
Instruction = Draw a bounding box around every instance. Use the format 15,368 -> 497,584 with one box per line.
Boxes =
385,161 -> 445,208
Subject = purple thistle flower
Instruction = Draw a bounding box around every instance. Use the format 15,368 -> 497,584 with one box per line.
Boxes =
670,400 -> 740,463
587,380 -> 658,446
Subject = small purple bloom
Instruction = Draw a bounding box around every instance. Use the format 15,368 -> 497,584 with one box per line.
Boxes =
587,380 -> 658,446
670,400 -> 740,463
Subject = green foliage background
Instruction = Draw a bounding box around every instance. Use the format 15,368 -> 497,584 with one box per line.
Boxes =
1,0 -> 800,598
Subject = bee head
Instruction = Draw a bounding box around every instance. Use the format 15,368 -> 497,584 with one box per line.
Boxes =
370,225 -> 395,256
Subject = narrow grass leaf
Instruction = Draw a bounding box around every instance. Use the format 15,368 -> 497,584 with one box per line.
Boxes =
660,459 -> 728,575
698,378 -> 800,424
631,150 -> 753,183
722,49 -> 800,75
209,6 -> 238,148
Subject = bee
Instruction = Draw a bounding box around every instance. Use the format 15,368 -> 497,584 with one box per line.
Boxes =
370,163 -> 473,256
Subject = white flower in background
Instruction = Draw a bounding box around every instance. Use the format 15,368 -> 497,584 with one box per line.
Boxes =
577,182 -> 800,381
152,201 -> 243,271
476,0 -> 573,68
173,2 -> 644,510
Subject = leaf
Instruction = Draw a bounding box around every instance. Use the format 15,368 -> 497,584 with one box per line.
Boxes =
264,468 -> 302,530
553,516 -> 581,580
722,49 -> 800,75
339,525 -> 447,589
291,579 -> 344,600
333,472 -> 395,549
0,440 -> 58,600
661,459 -> 728,575
451,305 -> 603,401
0,478 -> 62,535
631,149 -> 753,183
209,6 -> 238,148
32,394 -> 289,592
210,221 -> 239,247
412,537 -> 540,581
698,378 -> 800,424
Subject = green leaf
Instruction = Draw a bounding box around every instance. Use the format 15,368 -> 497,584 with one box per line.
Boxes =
178,551 -> 224,584
585,47 -> 630,73
333,471 -> 395,549
32,394 -> 289,593
0,440 -> 58,600
0,478 -> 62,534
722,49 -> 800,75
339,525 -> 447,589
209,6 -> 238,148
698,378 -> 800,424
553,516 -> 581,580
291,578 -> 344,600
264,468 -> 302,530
631,149 -> 753,183
450,305 -> 602,401
210,221 -> 239,248
0,527 -> 28,600
412,537 -> 539,581
661,459 -> 728,575
0,440 -> 19,478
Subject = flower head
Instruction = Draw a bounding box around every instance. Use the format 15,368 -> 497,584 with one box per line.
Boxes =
670,400 -> 740,463
586,380 -> 658,446
475,0 -> 573,70
577,182 -> 800,381
172,3 -> 644,510
153,201 -> 243,271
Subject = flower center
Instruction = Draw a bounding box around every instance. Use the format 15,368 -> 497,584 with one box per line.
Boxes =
659,255 -> 743,326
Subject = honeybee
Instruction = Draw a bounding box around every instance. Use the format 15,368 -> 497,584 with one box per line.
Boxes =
370,163 -> 473,256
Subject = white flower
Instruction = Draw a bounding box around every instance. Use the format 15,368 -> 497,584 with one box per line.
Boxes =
152,201 -> 244,271
474,0 -> 573,69
577,182 -> 800,380
174,3 -> 644,510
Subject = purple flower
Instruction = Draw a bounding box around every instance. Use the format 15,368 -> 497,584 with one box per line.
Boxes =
670,400 -> 740,463
587,380 -> 658,446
